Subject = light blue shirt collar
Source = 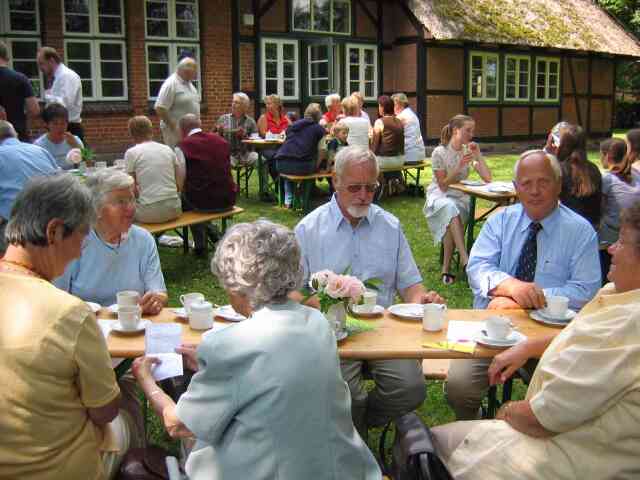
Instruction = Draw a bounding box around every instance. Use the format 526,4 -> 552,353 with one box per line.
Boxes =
518,203 -> 561,234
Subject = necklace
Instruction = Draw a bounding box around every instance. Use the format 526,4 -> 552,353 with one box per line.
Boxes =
0,259 -> 46,280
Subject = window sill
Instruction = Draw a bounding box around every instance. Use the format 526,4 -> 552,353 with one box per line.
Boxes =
145,101 -> 208,115
82,102 -> 133,115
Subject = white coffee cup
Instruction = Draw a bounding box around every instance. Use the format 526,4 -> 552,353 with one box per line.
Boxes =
361,290 -> 377,313
423,303 -> 447,332
546,295 -> 569,318
180,292 -> 205,315
96,161 -> 107,170
117,290 -> 140,307
485,316 -> 512,340
114,158 -> 125,169
118,305 -> 141,330
189,301 -> 213,330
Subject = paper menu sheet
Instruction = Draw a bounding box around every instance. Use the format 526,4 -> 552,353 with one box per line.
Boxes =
446,320 -> 485,343
145,323 -> 183,381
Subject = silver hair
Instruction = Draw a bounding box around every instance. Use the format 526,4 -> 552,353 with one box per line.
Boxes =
324,93 -> 341,108
178,113 -> 201,132
5,174 -> 95,247
334,146 -> 379,181
303,103 -> 322,123
391,92 -> 409,106
0,120 -> 17,141
233,92 -> 250,109
85,168 -> 134,212
513,149 -> 562,182
177,57 -> 197,71
212,220 -> 303,310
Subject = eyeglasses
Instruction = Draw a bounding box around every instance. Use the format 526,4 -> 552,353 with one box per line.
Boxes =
345,182 -> 380,194
109,197 -> 136,208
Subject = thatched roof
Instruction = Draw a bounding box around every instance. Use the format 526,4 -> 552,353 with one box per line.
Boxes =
409,0 -> 640,57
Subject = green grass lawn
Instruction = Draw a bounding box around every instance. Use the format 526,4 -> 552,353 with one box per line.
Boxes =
150,140 -> 612,454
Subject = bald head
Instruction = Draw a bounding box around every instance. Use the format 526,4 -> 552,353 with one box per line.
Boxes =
0,120 -> 17,142
179,114 -> 201,136
513,150 -> 562,221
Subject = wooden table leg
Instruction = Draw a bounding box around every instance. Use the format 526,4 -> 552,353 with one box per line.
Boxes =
221,217 -> 228,234
302,179 -> 313,214
183,226 -> 188,255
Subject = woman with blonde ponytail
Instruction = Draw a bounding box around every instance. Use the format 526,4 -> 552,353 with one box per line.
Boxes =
423,114 -> 491,284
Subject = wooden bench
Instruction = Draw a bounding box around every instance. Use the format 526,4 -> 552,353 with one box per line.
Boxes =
136,207 -> 244,254
423,359 -> 450,380
278,160 -> 432,214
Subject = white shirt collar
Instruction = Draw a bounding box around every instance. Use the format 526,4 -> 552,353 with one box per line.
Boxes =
188,128 -> 202,137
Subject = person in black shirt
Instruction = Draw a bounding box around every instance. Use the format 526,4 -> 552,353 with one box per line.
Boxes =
0,41 -> 40,142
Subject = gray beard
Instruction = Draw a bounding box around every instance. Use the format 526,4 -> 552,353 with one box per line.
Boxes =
347,205 -> 370,218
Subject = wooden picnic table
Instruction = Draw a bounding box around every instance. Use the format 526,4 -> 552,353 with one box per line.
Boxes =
448,182 -> 517,253
241,138 -> 284,200
103,307 -> 559,360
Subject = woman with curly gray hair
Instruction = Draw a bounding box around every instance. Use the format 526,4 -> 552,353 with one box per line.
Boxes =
132,219 -> 381,480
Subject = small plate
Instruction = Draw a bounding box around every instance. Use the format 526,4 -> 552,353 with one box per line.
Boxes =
171,307 -> 188,318
388,303 -> 423,320
487,185 -> 513,193
529,310 -> 571,327
335,330 -> 348,342
460,179 -> 484,186
474,330 -> 526,347
111,320 -> 150,334
86,302 -> 101,313
536,308 -> 576,322
350,304 -> 384,318
213,305 -> 247,322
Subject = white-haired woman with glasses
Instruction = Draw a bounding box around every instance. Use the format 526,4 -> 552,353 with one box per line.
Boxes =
0,174 -> 143,479
132,220 -> 381,480
54,169 -> 167,314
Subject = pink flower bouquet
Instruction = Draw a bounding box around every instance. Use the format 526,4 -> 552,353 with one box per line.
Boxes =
309,270 -> 365,313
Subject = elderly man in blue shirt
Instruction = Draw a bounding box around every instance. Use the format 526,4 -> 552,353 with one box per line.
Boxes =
0,120 -> 59,254
446,149 -> 601,420
295,146 -> 444,440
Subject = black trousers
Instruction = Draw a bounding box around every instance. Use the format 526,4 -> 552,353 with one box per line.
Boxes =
181,194 -> 232,251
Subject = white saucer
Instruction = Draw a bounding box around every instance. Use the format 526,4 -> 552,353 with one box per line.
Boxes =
488,185 -> 513,193
529,310 -> 572,327
111,320 -> 149,334
460,179 -> 484,186
213,305 -> 247,322
350,304 -> 384,318
171,307 -> 187,318
86,302 -> 101,313
335,330 -> 348,342
536,308 -> 576,322
108,304 -> 119,313
474,330 -> 526,347
388,303 -> 423,320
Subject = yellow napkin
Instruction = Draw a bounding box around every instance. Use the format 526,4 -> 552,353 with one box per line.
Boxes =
423,341 -> 475,354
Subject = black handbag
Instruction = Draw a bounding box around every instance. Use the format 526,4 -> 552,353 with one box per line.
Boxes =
115,446 -> 171,480
379,413 -> 454,480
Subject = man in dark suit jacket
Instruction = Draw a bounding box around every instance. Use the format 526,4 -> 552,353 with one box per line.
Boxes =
176,114 -> 237,256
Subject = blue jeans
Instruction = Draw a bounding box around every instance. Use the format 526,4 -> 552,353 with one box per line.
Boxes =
276,158 -> 316,206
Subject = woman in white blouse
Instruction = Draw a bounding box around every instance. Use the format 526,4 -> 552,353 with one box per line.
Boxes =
430,202 -> 640,480
339,96 -> 371,150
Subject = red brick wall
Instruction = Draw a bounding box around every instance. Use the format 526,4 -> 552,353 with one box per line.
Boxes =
33,0 -> 234,155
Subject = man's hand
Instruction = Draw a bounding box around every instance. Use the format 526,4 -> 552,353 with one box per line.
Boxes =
497,278 -> 546,309
140,291 -> 167,315
487,297 -> 521,310
417,290 -> 445,304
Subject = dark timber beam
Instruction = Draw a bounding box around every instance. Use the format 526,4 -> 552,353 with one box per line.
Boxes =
257,0 -> 277,19
355,0 -> 379,30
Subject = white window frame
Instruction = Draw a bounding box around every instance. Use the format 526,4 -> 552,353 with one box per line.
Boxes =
345,43 -> 377,101
468,51 -> 499,102
144,0 -> 200,41
307,43 -> 340,99
145,42 -> 201,100
535,56 -> 561,103
1,37 -> 43,98
62,0 -> 125,38
261,38 -> 299,101
1,1 -> 40,34
292,0 -> 351,35
503,54 -> 531,102
64,39 -> 128,101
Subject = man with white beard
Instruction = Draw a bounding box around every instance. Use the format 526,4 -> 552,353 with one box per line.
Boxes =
294,146 -> 444,441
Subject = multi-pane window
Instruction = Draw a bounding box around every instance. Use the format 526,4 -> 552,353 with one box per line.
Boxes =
1,1 -> 42,96
345,44 -> 377,100
146,0 -> 199,40
146,43 -> 200,98
308,43 -> 340,97
292,0 -> 351,34
64,40 -> 127,100
145,0 -> 200,99
504,55 -> 530,101
469,52 -> 499,101
62,0 -> 127,100
535,57 -> 560,102
262,39 -> 298,100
